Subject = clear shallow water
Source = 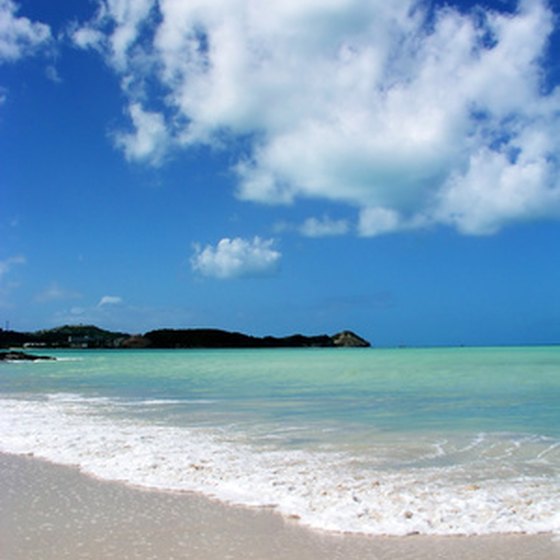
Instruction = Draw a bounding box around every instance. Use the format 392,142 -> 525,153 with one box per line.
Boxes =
1,347 -> 559,536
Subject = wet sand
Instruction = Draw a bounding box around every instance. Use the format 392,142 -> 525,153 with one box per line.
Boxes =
1,453 -> 558,560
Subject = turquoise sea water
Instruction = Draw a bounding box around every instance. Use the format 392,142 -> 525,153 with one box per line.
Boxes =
1,347 -> 559,536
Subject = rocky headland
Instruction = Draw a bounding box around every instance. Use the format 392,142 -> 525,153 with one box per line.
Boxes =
0,325 -> 371,350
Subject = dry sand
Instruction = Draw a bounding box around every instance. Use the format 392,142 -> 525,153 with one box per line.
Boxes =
1,453 -> 558,560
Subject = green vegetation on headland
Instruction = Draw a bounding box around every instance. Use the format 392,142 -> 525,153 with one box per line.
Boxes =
0,325 -> 370,351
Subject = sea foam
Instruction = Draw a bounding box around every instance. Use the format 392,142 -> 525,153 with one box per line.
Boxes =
1,394 -> 558,537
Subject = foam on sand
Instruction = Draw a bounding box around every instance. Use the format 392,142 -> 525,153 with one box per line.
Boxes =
0,394 -> 558,537
1,453 -> 559,560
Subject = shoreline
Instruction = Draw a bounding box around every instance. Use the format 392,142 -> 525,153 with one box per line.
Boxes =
1,452 -> 558,560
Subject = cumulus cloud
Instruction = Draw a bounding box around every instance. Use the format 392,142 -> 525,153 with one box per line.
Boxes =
191,237 -> 281,279
70,0 -> 155,69
113,102 -> 171,165
0,0 -> 51,62
358,207 -> 403,237
73,0 -> 560,235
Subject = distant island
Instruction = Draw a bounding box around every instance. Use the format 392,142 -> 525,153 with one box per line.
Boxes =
0,325 -> 371,352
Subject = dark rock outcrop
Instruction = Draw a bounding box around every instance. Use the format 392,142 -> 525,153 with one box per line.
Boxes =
0,351 -> 55,362
331,330 -> 371,347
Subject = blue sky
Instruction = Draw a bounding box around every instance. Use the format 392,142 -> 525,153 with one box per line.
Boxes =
1,0 -> 560,347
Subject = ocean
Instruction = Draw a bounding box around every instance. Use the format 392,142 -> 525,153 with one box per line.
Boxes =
1,346 -> 558,537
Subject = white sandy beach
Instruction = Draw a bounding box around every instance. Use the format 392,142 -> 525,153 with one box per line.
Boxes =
1,453 -> 558,560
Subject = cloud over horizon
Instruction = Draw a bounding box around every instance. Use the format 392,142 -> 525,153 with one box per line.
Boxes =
72,0 -> 560,236
191,237 -> 281,279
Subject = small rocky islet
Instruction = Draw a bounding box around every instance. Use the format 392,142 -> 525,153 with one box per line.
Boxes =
0,350 -> 56,362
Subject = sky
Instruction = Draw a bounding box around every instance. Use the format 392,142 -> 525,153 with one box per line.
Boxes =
1,0 -> 560,347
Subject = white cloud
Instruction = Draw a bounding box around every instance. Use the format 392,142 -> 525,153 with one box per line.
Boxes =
358,207 -> 403,237
74,0 -> 560,235
98,295 -> 123,307
105,0 -> 156,70
71,25 -> 105,51
0,0 -> 51,63
191,237 -> 281,279
70,0 -> 155,70
300,216 -> 350,237
436,147 -> 560,235
113,102 -> 171,165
